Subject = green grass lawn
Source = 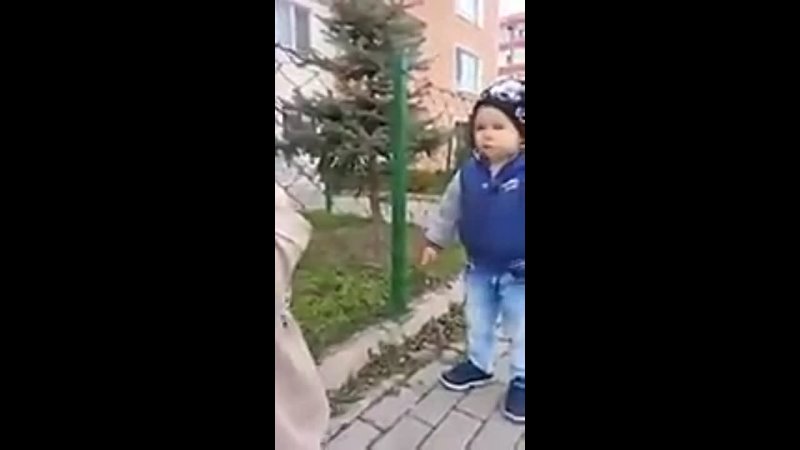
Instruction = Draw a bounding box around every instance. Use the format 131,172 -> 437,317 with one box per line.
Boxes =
290,211 -> 465,359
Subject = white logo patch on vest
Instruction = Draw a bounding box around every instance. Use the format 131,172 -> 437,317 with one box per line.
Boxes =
500,178 -> 520,192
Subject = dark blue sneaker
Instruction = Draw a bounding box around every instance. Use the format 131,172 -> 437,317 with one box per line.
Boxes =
503,377 -> 525,423
439,360 -> 493,391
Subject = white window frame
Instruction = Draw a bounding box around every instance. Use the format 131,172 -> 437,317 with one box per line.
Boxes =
455,0 -> 483,27
275,0 -> 311,53
505,25 -> 515,43
513,47 -> 525,65
454,45 -> 482,94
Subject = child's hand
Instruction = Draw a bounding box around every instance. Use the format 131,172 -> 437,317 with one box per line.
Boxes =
420,245 -> 440,266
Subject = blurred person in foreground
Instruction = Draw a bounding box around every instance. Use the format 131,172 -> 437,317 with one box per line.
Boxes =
275,183 -> 329,449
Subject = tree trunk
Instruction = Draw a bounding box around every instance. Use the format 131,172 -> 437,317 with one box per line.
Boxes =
324,184 -> 333,213
366,155 -> 383,260
322,171 -> 334,213
367,155 -> 382,225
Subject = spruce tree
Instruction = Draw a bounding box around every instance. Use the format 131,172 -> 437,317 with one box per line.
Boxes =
276,0 -> 446,222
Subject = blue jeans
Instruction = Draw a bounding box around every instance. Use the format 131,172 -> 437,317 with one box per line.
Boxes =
464,265 -> 525,381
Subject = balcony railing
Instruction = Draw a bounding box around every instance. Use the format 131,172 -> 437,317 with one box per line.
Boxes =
499,38 -> 525,51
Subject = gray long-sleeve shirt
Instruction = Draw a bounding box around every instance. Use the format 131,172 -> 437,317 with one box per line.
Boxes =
425,171 -> 462,248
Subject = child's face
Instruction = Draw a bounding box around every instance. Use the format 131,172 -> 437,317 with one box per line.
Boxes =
473,105 -> 522,163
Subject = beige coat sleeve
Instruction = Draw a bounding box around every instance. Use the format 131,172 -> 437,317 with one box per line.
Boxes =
275,193 -> 311,326
275,184 -> 329,450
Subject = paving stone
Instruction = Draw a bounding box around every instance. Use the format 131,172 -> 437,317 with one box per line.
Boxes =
419,410 -> 481,449
469,413 -> 525,450
410,387 -> 465,426
326,377 -> 398,441
405,360 -> 446,396
456,383 -> 504,420
361,388 -> 419,430
371,416 -> 432,450
325,419 -> 380,450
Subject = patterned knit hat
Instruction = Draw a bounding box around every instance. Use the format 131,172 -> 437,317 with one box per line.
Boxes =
471,78 -> 526,136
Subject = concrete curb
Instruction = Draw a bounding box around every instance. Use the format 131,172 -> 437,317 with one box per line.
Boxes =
317,279 -> 465,392
319,278 -> 465,444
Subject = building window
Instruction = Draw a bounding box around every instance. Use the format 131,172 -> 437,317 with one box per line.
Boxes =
281,111 -> 316,153
506,26 -> 515,42
282,111 -> 314,136
456,0 -> 482,26
514,48 -> 525,64
455,47 -> 480,93
275,0 -> 311,53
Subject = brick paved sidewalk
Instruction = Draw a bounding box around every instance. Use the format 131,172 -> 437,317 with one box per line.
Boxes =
325,344 -> 525,450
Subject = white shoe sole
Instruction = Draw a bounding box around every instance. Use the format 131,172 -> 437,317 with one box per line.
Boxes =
502,408 -> 525,424
438,374 -> 494,392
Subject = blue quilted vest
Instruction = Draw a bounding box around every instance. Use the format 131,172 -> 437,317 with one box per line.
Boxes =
458,153 -> 526,273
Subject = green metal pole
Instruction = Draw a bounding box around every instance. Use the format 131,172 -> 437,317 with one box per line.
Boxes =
389,50 -> 409,316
